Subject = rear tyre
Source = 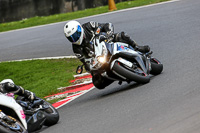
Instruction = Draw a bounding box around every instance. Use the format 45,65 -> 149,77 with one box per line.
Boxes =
43,101 -> 59,126
112,62 -> 150,84
150,58 -> 163,75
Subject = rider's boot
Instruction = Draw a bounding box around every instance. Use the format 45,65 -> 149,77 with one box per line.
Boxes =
121,32 -> 150,53
135,45 -> 150,53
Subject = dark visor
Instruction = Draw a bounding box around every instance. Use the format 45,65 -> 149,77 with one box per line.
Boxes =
67,25 -> 82,43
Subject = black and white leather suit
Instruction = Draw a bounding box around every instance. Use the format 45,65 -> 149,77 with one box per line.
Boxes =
0,81 -> 35,101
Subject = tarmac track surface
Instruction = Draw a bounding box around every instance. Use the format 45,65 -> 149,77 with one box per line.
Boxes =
1,0 -> 200,132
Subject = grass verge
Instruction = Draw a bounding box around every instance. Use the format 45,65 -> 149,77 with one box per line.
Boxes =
0,58 -> 82,99
0,0 -> 170,32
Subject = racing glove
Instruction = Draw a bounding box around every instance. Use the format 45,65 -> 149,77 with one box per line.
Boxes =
24,90 -> 36,101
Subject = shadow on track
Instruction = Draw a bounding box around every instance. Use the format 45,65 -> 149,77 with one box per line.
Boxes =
98,82 -> 143,98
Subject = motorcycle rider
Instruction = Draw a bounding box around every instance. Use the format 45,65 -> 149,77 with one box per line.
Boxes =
63,20 -> 150,89
0,79 -> 35,123
0,79 -> 35,101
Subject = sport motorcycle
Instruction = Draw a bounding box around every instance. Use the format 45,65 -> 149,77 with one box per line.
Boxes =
0,93 -> 59,133
77,34 -> 163,89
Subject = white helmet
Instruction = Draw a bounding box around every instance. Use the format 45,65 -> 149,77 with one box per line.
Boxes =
0,79 -> 14,84
64,20 -> 84,45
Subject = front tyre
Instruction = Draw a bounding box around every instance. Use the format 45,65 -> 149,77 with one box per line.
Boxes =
0,117 -> 27,133
92,73 -> 114,89
112,62 -> 150,84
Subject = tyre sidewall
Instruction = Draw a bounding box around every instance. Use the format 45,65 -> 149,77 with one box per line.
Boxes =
43,101 -> 59,126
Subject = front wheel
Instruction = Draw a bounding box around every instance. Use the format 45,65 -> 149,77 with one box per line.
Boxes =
92,73 -> 114,89
0,117 -> 27,133
112,62 -> 150,84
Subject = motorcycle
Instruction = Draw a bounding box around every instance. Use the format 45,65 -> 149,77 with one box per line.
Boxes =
76,34 -> 163,89
0,93 -> 59,133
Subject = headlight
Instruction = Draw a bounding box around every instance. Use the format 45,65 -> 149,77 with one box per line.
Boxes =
96,45 -> 108,65
98,56 -> 106,63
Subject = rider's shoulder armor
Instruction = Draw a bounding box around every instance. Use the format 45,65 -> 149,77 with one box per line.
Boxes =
89,21 -> 99,29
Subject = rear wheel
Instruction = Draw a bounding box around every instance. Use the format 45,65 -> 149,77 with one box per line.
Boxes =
112,62 -> 150,84
42,101 -> 59,126
150,58 -> 163,75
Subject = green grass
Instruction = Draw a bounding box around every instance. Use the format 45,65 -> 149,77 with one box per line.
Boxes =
0,58 -> 82,98
0,0 -> 170,32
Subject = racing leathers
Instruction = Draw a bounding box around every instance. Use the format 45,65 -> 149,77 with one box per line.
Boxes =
0,79 -> 35,101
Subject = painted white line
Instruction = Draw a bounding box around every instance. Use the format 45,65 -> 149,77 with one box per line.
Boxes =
55,86 -> 95,109
74,72 -> 91,78
0,0 -> 180,34
0,56 -> 77,63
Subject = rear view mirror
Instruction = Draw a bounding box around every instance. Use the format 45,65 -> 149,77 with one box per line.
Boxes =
76,65 -> 83,74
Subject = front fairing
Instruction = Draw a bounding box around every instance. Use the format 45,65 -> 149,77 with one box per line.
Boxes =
90,39 -> 108,69
0,93 -> 27,129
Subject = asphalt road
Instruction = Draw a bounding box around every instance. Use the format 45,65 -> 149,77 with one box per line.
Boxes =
1,0 -> 200,132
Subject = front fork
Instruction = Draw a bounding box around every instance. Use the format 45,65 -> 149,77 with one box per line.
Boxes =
0,110 -> 6,119
0,110 -> 16,123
